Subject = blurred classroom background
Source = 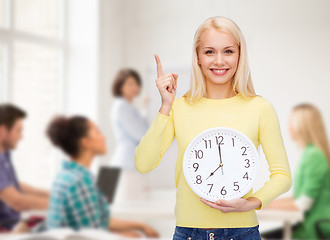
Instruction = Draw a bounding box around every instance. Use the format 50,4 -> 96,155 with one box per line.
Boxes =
0,0 -> 330,239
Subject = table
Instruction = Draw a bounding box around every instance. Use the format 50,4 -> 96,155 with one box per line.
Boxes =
257,209 -> 303,240
111,201 -> 304,240
19,198 -> 304,239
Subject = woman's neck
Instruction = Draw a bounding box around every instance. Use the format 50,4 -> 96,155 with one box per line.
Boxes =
205,80 -> 235,99
72,151 -> 94,169
123,95 -> 133,103
297,140 -> 308,149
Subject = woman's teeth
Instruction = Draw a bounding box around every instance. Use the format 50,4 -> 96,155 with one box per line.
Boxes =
211,68 -> 229,75
214,69 -> 227,73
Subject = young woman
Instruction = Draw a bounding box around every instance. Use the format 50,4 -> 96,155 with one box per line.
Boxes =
135,16 -> 292,239
46,116 -> 158,238
111,69 -> 149,170
110,69 -> 150,202
262,104 -> 330,239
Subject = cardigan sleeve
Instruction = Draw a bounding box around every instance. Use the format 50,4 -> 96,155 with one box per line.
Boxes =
134,108 -> 175,174
251,99 -> 292,210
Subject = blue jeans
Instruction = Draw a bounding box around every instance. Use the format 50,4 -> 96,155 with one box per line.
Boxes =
173,225 -> 261,240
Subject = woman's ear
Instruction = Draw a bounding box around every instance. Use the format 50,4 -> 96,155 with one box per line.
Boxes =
196,48 -> 201,65
197,54 -> 201,65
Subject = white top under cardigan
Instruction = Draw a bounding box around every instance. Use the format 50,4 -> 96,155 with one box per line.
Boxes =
110,97 -> 149,170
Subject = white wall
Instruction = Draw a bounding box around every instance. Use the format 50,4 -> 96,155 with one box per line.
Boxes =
96,0 -> 125,168
65,0 -> 99,120
100,0 -> 330,194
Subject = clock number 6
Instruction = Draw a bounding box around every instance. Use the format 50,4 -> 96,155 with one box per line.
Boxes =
220,186 -> 227,195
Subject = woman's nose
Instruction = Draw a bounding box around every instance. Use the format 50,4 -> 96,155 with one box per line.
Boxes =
213,53 -> 225,65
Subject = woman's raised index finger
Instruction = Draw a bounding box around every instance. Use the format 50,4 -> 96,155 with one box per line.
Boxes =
154,54 -> 164,77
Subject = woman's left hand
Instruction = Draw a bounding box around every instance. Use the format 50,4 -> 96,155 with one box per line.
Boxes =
200,197 -> 261,213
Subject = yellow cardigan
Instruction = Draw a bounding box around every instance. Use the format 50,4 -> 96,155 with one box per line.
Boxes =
135,93 -> 292,228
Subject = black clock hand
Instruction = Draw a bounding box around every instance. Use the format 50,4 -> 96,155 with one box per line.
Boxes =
218,143 -> 224,175
206,165 -> 221,180
206,143 -> 226,180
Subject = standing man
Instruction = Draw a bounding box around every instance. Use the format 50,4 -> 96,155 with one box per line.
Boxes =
0,104 -> 49,232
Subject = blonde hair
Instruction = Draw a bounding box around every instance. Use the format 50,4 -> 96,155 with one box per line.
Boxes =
291,104 -> 330,163
184,16 -> 256,103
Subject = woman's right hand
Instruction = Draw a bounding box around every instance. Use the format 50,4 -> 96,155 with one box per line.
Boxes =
154,54 -> 178,116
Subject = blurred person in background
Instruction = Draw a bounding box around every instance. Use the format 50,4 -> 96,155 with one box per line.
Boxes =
46,115 -> 158,238
262,103 -> 330,239
0,104 -> 49,232
110,69 -> 149,202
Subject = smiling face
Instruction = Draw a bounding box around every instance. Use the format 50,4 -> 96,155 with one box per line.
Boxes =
197,28 -> 239,90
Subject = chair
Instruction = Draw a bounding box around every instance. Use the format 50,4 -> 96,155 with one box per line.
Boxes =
315,219 -> 330,239
0,218 -> 20,232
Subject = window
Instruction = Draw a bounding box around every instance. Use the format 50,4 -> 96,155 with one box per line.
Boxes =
0,0 -> 4,28
0,44 -> 5,101
0,0 -> 64,188
12,41 -> 61,188
14,0 -> 60,38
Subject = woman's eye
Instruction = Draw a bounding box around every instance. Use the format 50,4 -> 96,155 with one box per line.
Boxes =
205,50 -> 214,54
225,50 -> 233,54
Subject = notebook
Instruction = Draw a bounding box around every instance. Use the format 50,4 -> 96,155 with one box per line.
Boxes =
96,166 -> 121,204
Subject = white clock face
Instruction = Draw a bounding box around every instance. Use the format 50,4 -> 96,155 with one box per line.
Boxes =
183,127 -> 259,202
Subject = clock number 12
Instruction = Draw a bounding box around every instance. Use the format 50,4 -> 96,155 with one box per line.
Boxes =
215,136 -> 224,145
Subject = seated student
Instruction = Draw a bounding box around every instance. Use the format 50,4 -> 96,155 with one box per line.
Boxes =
46,115 -> 159,238
262,104 -> 330,239
0,104 -> 49,232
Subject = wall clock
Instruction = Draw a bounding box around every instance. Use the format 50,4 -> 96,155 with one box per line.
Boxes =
183,127 -> 259,202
